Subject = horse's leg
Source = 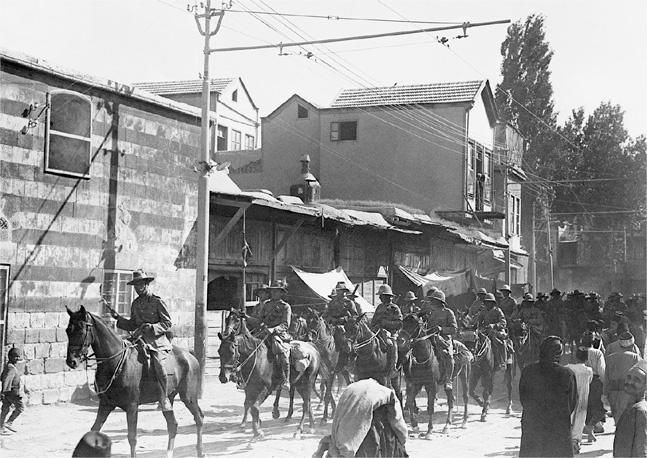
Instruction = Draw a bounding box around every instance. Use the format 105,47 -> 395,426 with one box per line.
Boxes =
251,386 -> 269,440
442,384 -> 455,434
405,382 -> 419,435
461,366 -> 469,428
90,400 -> 115,432
272,385 -> 282,420
504,364 -> 513,414
285,384 -> 296,422
163,408 -> 178,458
126,407 -> 139,458
240,404 -> 249,430
180,394 -> 204,457
480,371 -> 493,422
469,366 -> 483,407
293,384 -> 309,439
425,382 -> 436,440
321,372 -> 335,425
305,379 -> 316,435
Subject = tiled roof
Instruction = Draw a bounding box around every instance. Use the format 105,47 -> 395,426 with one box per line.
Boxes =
330,80 -> 484,108
132,78 -> 234,95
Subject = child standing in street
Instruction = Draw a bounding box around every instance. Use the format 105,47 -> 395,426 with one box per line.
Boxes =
1,347 -> 26,434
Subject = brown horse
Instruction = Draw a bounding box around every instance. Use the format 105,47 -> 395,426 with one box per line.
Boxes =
398,314 -> 471,438
509,319 -> 542,372
65,306 -> 204,458
304,310 -> 353,424
342,314 -> 401,398
218,312 -> 320,439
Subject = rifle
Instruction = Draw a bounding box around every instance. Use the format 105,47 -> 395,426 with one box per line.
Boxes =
100,297 -> 118,319
348,283 -> 360,299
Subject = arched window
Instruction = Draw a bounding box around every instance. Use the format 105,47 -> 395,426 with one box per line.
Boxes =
45,91 -> 92,178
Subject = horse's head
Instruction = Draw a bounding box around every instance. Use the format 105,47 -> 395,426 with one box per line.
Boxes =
223,308 -> 243,338
65,305 -> 94,369
341,313 -> 368,351
509,319 -> 527,338
217,331 -> 238,384
398,314 -> 423,353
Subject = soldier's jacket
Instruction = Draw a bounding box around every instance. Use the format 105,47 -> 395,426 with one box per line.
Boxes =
324,298 -> 357,322
248,300 -> 266,331
371,302 -> 403,333
516,305 -> 544,329
467,299 -> 485,317
117,294 -> 172,350
258,298 -> 291,336
422,307 -> 457,337
499,297 -> 518,320
478,306 -> 507,330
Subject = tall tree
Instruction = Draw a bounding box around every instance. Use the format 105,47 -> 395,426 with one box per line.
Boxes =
550,103 -> 646,229
496,14 -> 557,175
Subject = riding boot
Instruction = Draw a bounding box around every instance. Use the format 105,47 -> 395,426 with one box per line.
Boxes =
278,352 -> 291,390
152,354 -> 172,411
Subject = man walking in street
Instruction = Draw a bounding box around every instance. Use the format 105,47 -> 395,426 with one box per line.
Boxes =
606,331 -> 642,424
519,336 -> 577,457
110,270 -> 173,411
613,360 -> 647,457
566,347 -> 593,454
581,331 -> 607,442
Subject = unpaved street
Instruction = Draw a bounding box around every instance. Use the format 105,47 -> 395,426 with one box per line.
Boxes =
2,373 -> 614,457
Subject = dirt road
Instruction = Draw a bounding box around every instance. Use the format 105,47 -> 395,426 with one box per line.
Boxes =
1,373 -> 615,457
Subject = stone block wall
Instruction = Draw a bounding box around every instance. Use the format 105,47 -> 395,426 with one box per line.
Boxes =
0,57 -> 200,404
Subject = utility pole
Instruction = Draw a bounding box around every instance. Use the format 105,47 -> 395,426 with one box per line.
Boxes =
193,0 -> 224,396
503,162 -> 511,285
546,211 -> 554,289
530,201 -> 536,293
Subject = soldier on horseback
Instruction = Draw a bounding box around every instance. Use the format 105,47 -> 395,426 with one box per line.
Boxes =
109,270 -> 173,411
323,282 -> 359,325
245,280 -> 293,390
370,284 -> 403,378
498,285 -> 518,322
248,284 -> 270,333
399,291 -> 420,315
477,293 -> 509,370
515,293 -> 544,334
419,289 -> 458,390
467,287 -> 488,317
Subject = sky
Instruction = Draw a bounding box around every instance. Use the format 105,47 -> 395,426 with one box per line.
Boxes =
1,0 -> 645,137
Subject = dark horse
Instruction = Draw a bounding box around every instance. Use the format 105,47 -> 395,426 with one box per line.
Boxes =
509,320 -> 542,372
468,327 -> 514,421
304,311 -> 353,424
218,311 -> 320,439
398,314 -> 471,438
65,306 -> 204,458
342,314 -> 401,397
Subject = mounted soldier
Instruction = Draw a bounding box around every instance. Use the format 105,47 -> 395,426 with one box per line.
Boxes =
245,280 -> 293,389
604,292 -> 627,325
399,291 -> 420,315
467,287 -> 488,317
370,284 -> 403,378
477,293 -> 509,370
498,284 -> 518,322
515,293 -> 544,335
247,284 -> 270,333
535,292 -> 549,312
419,289 -> 458,390
109,269 -> 173,411
323,281 -> 359,326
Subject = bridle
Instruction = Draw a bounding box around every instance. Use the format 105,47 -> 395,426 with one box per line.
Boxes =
67,314 -> 95,362
345,316 -> 378,351
399,320 -> 435,365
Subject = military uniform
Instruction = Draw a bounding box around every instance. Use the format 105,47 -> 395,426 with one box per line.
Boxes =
478,303 -> 509,369
545,296 -> 566,338
117,292 -> 172,409
371,300 -> 403,378
517,303 -> 544,333
467,298 -> 485,318
324,296 -> 358,325
248,295 -> 292,386
499,296 -> 518,322
421,305 -> 457,389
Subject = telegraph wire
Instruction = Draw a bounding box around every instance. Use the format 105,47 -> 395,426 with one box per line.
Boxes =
224,9 -> 464,25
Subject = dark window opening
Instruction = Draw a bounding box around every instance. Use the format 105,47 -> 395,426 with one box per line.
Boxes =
217,125 -> 228,151
232,89 -> 238,102
208,276 -> 239,310
297,104 -> 309,119
45,91 -> 92,178
330,121 -> 357,141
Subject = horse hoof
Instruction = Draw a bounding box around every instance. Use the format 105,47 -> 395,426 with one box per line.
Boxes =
480,415 -> 487,422
505,408 -> 511,415
424,433 -> 433,440
319,418 -> 328,426
284,417 -> 292,423
251,431 -> 264,442
238,424 -> 246,432
460,421 -> 468,429
272,411 -> 280,420
309,427 -> 316,435
441,427 -> 449,434
293,432 -> 301,440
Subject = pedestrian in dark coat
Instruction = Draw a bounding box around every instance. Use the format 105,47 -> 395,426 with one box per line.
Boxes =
613,360 -> 647,457
519,336 -> 577,457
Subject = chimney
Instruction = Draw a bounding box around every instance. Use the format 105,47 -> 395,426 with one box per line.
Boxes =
300,154 -> 320,204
